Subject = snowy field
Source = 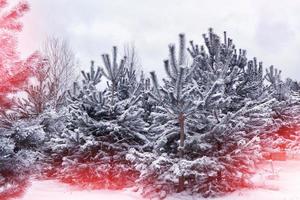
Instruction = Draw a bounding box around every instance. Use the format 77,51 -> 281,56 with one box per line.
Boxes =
13,160 -> 300,200
212,160 -> 300,200
12,180 -> 142,200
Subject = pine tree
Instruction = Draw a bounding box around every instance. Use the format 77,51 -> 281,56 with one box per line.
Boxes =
128,29 -> 277,198
0,2 -> 44,197
148,33 -> 198,192
261,65 -> 300,155
47,47 -> 149,189
184,29 -> 277,196
128,33 -> 203,198
0,116 -> 45,199
0,0 -> 40,109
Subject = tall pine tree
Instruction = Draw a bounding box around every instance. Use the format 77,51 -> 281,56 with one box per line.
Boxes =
128,29 -> 276,198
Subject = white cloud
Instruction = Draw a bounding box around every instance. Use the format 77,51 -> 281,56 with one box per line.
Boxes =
17,0 -> 300,80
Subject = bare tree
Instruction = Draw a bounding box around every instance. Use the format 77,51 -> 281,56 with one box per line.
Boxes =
13,37 -> 76,117
42,37 -> 76,108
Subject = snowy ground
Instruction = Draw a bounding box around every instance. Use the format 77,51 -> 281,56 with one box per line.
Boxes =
12,180 -> 142,200
212,160 -> 300,200
13,160 -> 300,200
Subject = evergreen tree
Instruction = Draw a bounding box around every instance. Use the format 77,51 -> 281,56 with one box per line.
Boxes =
0,116 -> 45,199
0,0 -> 40,109
128,29 -> 276,198
0,1 -> 44,198
260,65 -> 300,155
47,47 -> 149,189
1,24 -> 300,200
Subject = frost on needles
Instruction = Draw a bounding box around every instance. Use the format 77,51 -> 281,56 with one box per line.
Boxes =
1,28 -> 300,200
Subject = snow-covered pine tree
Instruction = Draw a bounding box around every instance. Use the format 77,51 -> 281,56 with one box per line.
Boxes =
261,65 -> 300,155
0,1 -> 45,198
149,33 -> 196,192
0,130 -> 30,199
47,47 -> 149,189
183,29 -> 275,196
128,33 -> 204,198
128,29 -> 276,198
0,116 -> 46,199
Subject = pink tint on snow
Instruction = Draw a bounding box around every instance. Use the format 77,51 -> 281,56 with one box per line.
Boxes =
14,180 -> 143,200
13,160 -> 300,200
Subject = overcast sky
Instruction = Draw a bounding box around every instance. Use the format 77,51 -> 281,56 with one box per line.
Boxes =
17,0 -> 300,80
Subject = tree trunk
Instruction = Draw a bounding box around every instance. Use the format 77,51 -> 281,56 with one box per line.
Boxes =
111,83 -> 115,106
178,112 -> 185,192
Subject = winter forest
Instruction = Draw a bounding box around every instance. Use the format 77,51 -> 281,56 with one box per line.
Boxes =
1,1 -> 300,200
